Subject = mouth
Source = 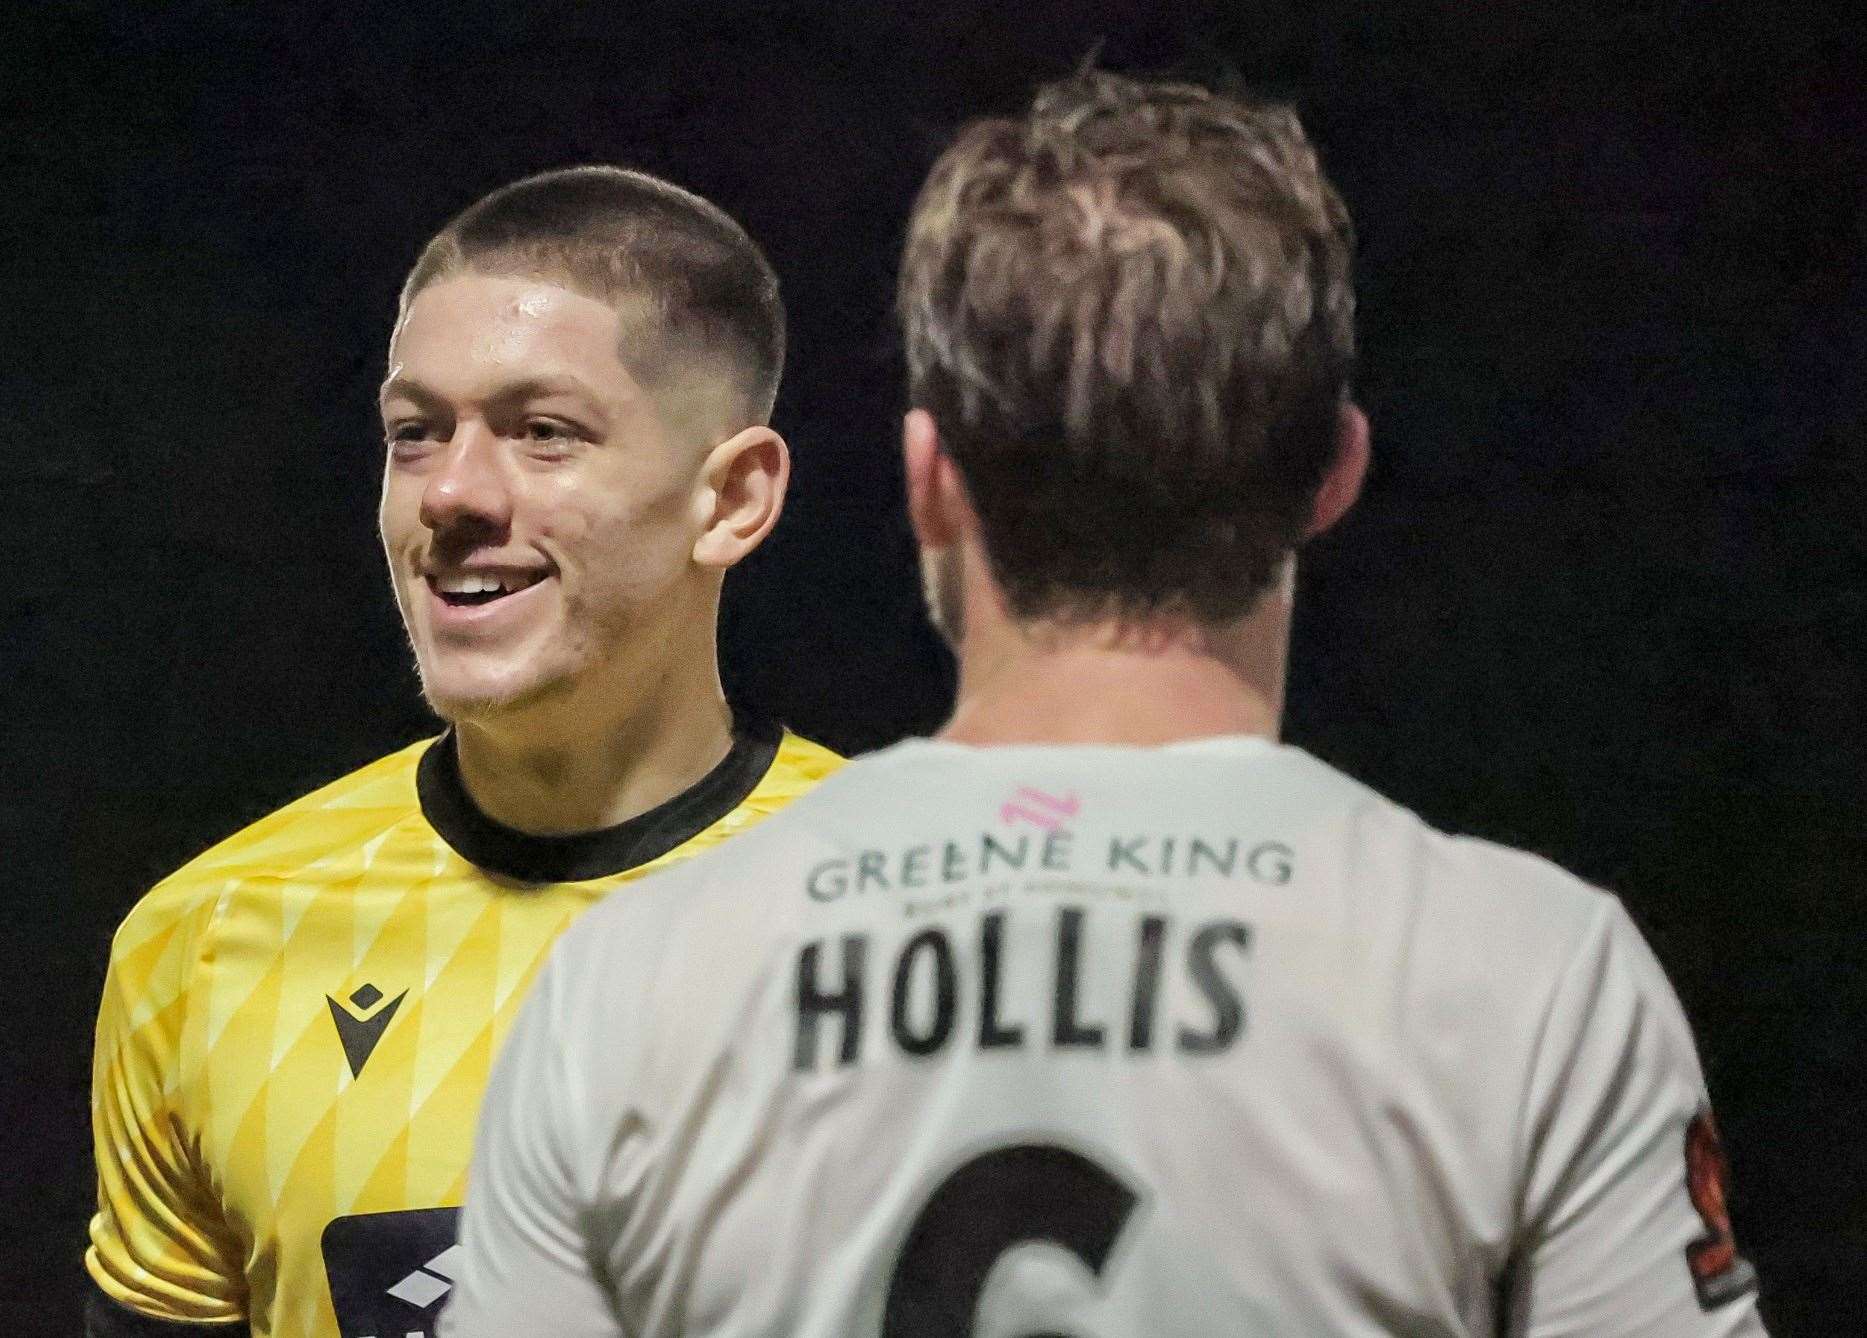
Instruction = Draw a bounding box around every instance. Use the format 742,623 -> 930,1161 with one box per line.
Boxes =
424,569 -> 550,611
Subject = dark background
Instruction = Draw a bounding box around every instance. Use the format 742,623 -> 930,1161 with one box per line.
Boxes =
4,2 -> 1863,1332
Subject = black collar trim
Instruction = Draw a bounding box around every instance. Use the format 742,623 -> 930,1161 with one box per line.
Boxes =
417,718 -> 782,884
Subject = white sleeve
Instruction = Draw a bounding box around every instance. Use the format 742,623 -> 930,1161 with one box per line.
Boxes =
438,943 -> 626,1338
1507,901 -> 1767,1337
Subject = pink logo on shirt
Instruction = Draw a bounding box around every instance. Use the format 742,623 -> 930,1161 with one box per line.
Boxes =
1000,787 -> 1081,831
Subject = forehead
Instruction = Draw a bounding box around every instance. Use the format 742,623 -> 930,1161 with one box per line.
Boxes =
385,273 -> 633,397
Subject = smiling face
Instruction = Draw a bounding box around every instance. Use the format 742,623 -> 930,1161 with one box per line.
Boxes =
378,273 -> 712,721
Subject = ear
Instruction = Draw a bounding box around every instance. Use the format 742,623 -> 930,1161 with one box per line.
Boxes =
903,408 -> 967,550
692,425 -> 790,569
1306,402 -> 1370,539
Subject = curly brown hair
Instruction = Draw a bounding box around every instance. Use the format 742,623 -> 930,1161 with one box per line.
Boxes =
899,71 -> 1356,624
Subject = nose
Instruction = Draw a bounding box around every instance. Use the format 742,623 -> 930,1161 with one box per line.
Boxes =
419,423 -> 513,539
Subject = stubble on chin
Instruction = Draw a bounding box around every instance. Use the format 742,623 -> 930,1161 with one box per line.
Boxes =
412,651 -> 554,726
420,683 -> 497,725
416,670 -> 498,726
412,623 -> 602,728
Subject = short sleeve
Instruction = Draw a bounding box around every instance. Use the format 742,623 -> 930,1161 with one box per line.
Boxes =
86,899 -> 249,1328
1508,901 -> 1767,1337
438,940 -> 626,1338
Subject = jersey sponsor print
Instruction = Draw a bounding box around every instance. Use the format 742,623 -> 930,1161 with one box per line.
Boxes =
444,737 -> 1766,1338
321,1209 -> 461,1338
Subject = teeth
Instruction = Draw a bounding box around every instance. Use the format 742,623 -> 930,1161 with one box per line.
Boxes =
435,573 -> 505,595
433,572 -> 540,595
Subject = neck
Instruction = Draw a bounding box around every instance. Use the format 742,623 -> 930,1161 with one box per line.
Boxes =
941,560 -> 1293,749
450,607 -> 735,836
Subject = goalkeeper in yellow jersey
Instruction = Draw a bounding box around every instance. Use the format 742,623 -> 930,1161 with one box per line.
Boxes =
83,166 -> 841,1338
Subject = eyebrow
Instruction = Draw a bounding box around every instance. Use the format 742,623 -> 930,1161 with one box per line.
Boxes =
377,375 -> 609,414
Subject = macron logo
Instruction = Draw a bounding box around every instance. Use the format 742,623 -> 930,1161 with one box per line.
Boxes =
327,983 -> 407,1079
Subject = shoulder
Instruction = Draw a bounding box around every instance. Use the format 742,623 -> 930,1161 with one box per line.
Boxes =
1268,748 -> 1628,1039
743,729 -> 845,809
1413,828 -> 1621,996
1285,744 -> 1616,943
1410,830 -> 1631,1031
175,736 -> 434,881
669,727 -> 845,855
529,733 -> 847,959
556,746 -> 857,973
1423,827 -> 1617,934
110,738 -> 435,961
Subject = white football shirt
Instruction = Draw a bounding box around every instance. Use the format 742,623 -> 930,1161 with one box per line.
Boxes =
442,736 -> 1766,1337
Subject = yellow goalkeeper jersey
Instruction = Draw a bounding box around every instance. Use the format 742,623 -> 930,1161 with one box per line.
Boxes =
86,721 -> 840,1338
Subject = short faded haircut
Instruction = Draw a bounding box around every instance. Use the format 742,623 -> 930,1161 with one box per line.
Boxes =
900,71 -> 1356,624
402,166 -> 784,426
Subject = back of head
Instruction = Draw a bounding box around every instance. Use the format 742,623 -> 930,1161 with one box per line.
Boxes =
899,71 -> 1356,624
402,165 -> 785,427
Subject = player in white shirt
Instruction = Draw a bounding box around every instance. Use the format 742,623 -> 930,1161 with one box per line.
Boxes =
442,71 -> 1765,1338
